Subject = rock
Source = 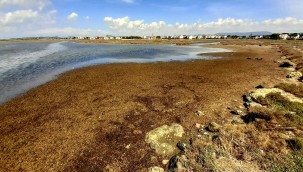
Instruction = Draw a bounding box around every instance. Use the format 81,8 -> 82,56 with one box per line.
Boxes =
245,102 -> 263,109
125,144 -> 131,149
243,93 -> 252,103
168,154 -> 189,172
148,166 -> 164,172
206,122 -> 220,132
195,110 -> 204,117
145,123 -> 185,156
162,159 -> 169,165
195,123 -> 202,129
176,142 -> 186,153
287,71 -> 303,78
248,88 -> 303,103
230,109 -> 244,116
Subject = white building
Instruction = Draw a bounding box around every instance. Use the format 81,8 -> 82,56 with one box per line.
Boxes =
279,33 -> 289,40
189,35 -> 197,39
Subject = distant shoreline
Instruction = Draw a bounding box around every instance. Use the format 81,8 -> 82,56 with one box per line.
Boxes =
0,38 -> 231,45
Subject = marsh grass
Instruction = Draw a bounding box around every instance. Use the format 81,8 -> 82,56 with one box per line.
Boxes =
269,151 -> 303,172
255,92 -> 303,116
275,83 -> 303,98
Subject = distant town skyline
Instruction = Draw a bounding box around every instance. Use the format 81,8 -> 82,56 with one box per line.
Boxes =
1,0 -> 303,39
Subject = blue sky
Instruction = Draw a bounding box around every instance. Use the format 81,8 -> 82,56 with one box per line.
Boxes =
0,0 -> 303,38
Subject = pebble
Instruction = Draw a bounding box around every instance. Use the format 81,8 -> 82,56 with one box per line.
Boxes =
125,144 -> 131,149
162,159 -> 169,165
148,166 -> 164,172
195,123 -> 203,129
195,110 -> 204,117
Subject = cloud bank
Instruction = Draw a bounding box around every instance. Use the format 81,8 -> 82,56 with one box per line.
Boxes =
103,16 -> 303,36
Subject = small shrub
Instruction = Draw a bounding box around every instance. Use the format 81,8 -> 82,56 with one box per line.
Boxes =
255,93 -> 303,117
196,147 -> 218,172
275,83 -> 303,98
286,138 -> 303,151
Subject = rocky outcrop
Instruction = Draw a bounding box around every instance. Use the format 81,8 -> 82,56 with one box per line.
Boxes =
145,123 -> 185,156
246,88 -> 303,103
287,71 -> 303,78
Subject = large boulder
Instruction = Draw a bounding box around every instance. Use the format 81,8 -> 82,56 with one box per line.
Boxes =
248,88 -> 303,103
145,123 -> 185,156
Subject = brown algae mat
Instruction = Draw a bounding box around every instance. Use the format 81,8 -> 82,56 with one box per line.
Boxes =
0,41 -> 288,171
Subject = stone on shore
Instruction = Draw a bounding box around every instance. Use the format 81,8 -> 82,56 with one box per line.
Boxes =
195,110 -> 204,117
148,166 -> 165,172
145,123 -> 185,156
248,88 -> 303,103
167,154 -> 190,172
287,71 -> 303,78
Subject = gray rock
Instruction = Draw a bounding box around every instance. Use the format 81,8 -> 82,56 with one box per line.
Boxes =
148,166 -> 165,172
248,88 -> 303,103
145,123 -> 185,156
176,142 -> 186,153
168,154 -> 190,172
195,110 -> 204,117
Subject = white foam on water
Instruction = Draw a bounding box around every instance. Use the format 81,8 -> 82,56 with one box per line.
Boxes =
0,42 -> 67,74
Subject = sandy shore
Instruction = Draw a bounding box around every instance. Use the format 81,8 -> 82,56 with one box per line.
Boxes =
0,41 -> 289,171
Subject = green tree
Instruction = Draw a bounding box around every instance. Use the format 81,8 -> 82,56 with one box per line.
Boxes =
270,34 -> 280,40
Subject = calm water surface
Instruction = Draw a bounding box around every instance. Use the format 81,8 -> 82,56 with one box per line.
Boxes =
0,41 -> 229,104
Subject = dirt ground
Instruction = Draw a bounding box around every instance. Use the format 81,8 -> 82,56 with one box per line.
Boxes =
0,40 -> 289,171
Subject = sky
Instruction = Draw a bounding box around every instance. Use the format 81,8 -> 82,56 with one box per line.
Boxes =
0,0 -> 303,38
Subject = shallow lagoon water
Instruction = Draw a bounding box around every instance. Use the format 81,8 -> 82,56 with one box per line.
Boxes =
0,41 -> 230,104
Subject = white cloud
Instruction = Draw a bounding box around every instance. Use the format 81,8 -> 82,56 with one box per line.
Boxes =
0,8 -> 57,38
85,16 -> 90,20
104,16 -> 130,28
0,9 -> 38,25
127,20 -> 144,28
104,16 -> 303,35
263,17 -> 303,25
0,0 -> 51,11
67,12 -> 78,21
